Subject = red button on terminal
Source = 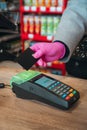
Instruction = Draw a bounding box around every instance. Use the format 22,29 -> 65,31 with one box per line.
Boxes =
65,96 -> 70,100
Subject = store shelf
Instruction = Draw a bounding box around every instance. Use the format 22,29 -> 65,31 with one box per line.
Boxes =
35,61 -> 66,76
0,34 -> 20,44
20,0 -> 68,50
21,33 -> 53,42
21,6 -> 64,14
48,61 -> 66,75
0,9 -> 19,13
0,29 -> 19,34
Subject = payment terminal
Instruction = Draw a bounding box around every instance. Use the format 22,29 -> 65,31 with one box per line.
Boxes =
10,70 -> 80,110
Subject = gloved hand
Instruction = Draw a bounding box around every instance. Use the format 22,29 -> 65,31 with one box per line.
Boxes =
30,42 -> 66,67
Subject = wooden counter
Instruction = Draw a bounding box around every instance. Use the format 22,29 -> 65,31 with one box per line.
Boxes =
0,61 -> 87,130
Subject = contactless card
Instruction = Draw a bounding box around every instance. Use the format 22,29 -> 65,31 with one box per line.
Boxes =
16,48 -> 38,70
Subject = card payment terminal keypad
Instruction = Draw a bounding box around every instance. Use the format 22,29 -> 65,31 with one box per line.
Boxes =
48,81 -> 77,101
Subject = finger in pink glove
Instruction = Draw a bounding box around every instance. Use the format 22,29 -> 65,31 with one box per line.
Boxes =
30,42 -> 66,67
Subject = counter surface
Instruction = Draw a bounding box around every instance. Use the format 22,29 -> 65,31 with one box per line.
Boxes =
0,61 -> 87,130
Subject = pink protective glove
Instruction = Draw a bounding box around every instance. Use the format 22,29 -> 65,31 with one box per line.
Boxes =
30,42 -> 66,67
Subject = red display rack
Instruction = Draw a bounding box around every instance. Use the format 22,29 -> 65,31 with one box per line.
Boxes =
20,0 -> 68,50
20,0 -> 68,75
35,61 -> 66,76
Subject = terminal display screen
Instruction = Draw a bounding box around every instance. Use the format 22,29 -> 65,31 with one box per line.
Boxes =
35,76 -> 55,88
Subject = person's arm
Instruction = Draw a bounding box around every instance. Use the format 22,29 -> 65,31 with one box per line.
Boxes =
54,0 -> 87,62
